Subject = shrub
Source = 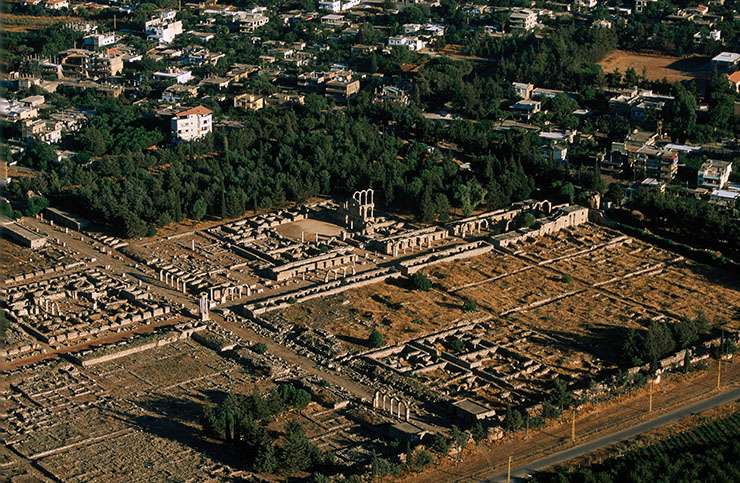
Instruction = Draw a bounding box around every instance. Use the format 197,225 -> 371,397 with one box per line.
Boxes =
471,422 -> 487,443
368,329 -> 384,348
431,433 -> 450,453
462,298 -> 477,312
561,274 -> 573,284
253,342 -> 268,354
413,449 -> 434,471
412,273 -> 432,291
448,338 -> 466,353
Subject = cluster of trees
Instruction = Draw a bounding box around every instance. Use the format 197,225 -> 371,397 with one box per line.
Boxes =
2,24 -> 84,73
10,90 -> 575,238
622,314 -> 710,370
534,436 -> 740,482
200,385 -> 333,475
503,377 -> 573,431
629,190 -> 740,260
464,25 -> 617,92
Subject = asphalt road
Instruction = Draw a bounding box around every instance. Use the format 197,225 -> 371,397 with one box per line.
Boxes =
484,386 -> 740,482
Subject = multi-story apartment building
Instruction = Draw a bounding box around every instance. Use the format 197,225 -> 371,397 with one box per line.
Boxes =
698,160 -> 733,190
145,11 -> 183,44
509,8 -> 537,32
239,13 -> 270,32
59,49 -> 123,78
171,106 -> 212,142
610,139 -> 678,182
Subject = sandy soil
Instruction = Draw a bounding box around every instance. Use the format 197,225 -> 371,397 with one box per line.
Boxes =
598,50 -> 710,82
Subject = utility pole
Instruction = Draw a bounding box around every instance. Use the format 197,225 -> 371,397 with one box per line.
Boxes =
718,358 -> 721,391
571,408 -> 576,443
507,455 -> 512,483
526,415 -> 529,441
649,380 -> 653,414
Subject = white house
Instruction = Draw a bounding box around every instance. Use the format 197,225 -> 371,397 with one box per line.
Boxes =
388,36 -> 424,51
171,105 -> 212,142
575,0 -> 597,9
403,23 -> 422,34
698,160 -> 732,190
84,32 -> 116,49
509,8 -> 537,31
153,68 -> 193,84
693,29 -> 721,44
44,0 -> 69,10
145,12 -> 183,44
425,24 -> 445,36
319,0 -> 341,12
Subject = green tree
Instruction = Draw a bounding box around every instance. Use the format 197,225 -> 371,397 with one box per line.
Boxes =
368,329 -> 384,348
253,443 -> 278,473
190,198 -> 207,220
451,425 -> 468,451
550,378 -> 572,410
504,404 -> 524,431
431,433 -> 450,453
253,342 -> 268,354
82,125 -> 107,156
412,273 -> 432,291
462,298 -> 477,312
471,422 -> 487,443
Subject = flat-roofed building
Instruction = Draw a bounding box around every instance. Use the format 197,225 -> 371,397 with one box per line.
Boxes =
234,93 -> 264,110
698,160 -> 732,190
1,217 -> 47,249
452,398 -> 496,423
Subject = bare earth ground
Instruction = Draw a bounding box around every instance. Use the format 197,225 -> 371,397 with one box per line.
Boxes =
598,50 -> 710,82
2,13 -> 81,32
3,218 -> 740,481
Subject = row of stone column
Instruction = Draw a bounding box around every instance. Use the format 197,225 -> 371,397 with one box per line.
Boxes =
160,270 -> 187,294
373,391 -> 411,422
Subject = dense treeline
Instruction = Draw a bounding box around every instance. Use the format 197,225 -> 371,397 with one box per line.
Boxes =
534,436 -> 740,483
465,25 -> 617,92
7,90 -> 582,237
627,189 -> 740,260
622,314 -> 710,369
200,385 -> 333,475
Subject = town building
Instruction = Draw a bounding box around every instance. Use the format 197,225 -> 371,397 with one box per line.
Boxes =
239,13 -> 270,32
727,71 -> 740,93
21,119 -> 63,144
321,14 -> 347,25
162,84 -> 199,103
84,32 -> 116,49
234,93 -> 265,111
1,218 -> 47,249
373,86 -> 410,105
509,99 -> 541,119
512,82 -> 534,99
44,0 -> 69,10
145,11 -> 183,44
509,8 -> 537,32
697,160 -> 732,190
711,51 -> 740,71
325,76 -> 360,100
388,36 -> 424,51
153,68 -> 193,84
171,105 -> 213,142
59,49 -> 123,78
